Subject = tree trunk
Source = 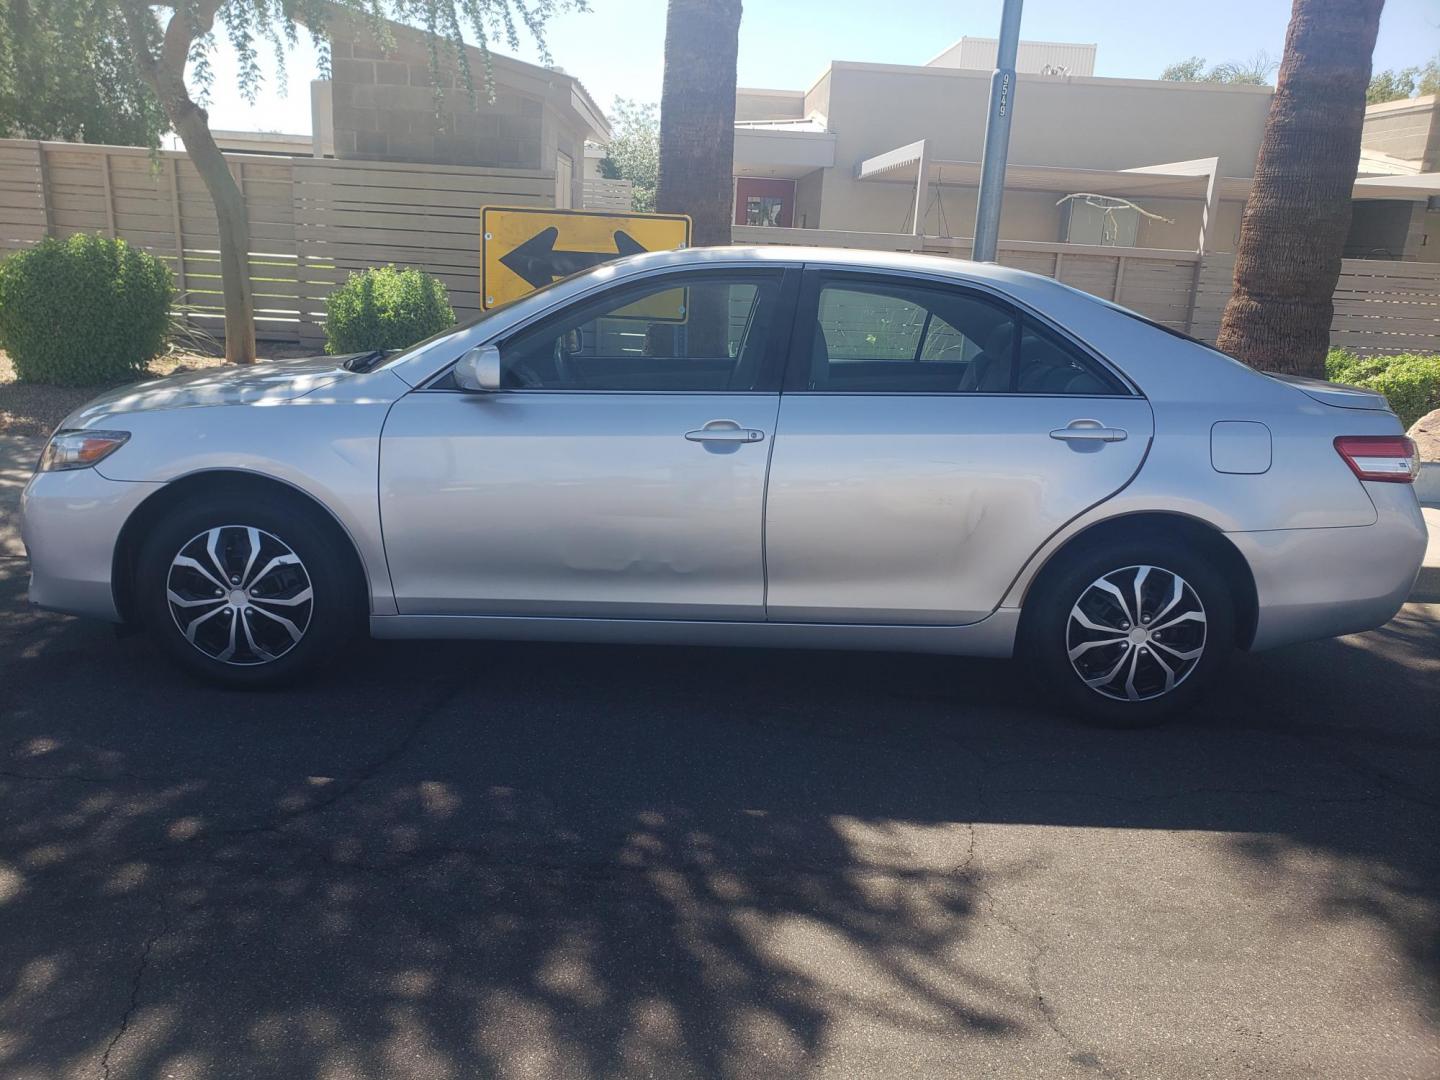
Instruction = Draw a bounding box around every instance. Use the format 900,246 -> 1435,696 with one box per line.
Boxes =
118,0 -> 256,364
170,102 -> 256,364
1215,0 -> 1383,377
656,0 -> 742,248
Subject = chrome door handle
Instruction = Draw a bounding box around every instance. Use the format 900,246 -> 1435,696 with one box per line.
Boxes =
685,420 -> 765,444
1050,419 -> 1128,443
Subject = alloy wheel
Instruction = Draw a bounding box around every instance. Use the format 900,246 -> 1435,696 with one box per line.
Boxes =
165,526 -> 314,665
1065,564 -> 1207,702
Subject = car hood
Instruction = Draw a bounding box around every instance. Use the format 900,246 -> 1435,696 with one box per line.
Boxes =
64,355 -> 353,426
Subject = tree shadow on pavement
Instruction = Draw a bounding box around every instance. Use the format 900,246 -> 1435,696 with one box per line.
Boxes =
0,556 -> 1435,1078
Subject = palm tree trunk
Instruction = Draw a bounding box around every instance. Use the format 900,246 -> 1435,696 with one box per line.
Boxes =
1216,0 -> 1383,378
656,0 -> 742,248
119,0 -> 257,364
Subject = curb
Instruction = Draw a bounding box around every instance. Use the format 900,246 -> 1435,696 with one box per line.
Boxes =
1418,462 -> 1440,509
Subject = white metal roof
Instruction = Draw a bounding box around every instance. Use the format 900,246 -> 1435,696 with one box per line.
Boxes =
857,143 -> 1440,202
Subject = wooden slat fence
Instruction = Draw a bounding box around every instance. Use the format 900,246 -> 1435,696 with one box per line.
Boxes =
582,177 -> 633,211
737,225 -> 1440,355
1193,254 -> 1440,355
0,138 -> 552,344
3,139 -> 1437,355
735,226 -> 1202,333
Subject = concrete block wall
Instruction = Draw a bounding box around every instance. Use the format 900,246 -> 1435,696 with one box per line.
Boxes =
327,36 -> 547,171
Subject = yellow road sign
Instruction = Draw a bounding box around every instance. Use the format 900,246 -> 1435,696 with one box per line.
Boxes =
481,206 -> 691,310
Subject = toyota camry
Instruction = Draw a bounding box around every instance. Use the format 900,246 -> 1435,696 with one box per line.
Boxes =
19,247 -> 1428,725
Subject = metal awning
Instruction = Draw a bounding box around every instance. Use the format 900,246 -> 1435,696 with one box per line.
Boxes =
857,144 -> 1440,202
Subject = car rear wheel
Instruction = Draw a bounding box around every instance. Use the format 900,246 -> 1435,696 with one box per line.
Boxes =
1023,538 -> 1235,727
134,490 -> 362,687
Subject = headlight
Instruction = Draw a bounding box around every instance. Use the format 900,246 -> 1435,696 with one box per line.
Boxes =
38,430 -> 131,472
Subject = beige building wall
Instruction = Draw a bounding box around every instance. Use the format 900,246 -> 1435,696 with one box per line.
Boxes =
927,37 -> 1097,77
1361,96 -> 1439,171
804,70 -> 832,125
736,89 -> 806,122
794,169 -> 825,230
1421,211 -> 1440,263
808,63 -> 1272,243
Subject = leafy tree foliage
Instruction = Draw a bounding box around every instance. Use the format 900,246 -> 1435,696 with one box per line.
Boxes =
0,0 -> 166,145
599,98 -> 659,213
1367,56 -> 1440,104
1160,52 -> 1278,85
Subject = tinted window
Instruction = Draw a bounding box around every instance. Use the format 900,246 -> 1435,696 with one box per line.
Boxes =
1013,318 -> 1125,396
500,273 -> 780,391
802,278 -> 1123,395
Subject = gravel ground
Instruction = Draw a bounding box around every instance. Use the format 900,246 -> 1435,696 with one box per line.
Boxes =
0,344 -> 321,438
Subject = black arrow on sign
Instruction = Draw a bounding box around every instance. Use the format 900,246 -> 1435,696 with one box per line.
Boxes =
499,226 -> 648,288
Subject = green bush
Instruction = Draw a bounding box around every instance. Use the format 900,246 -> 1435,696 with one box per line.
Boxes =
0,234 -> 173,386
1326,348 -> 1440,430
323,265 -> 454,354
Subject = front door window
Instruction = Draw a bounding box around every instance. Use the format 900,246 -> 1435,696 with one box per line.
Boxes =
499,272 -> 783,391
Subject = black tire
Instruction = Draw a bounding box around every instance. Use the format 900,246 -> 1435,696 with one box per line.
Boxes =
134,487 -> 363,688
1021,537 -> 1235,728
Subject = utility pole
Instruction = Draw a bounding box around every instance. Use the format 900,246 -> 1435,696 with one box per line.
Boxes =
972,0 -> 1023,262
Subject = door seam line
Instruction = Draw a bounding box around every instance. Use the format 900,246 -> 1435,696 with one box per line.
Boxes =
759,395 -> 783,621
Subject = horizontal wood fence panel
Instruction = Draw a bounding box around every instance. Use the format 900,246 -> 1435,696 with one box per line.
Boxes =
4,139 -> 1438,353
0,138 -> 560,338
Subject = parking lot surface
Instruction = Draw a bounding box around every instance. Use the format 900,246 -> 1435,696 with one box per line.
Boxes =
0,443 -> 1437,1079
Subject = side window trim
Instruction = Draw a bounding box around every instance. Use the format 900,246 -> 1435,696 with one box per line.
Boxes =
785,266 -> 1139,398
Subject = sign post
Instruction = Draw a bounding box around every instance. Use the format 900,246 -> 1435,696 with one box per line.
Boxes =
971,0 -> 1024,263
481,206 -> 691,309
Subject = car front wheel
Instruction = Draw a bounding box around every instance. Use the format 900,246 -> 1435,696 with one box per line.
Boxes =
134,490 -> 361,687
1024,539 -> 1236,727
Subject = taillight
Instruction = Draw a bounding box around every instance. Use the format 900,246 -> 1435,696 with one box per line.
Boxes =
1333,435 -> 1420,483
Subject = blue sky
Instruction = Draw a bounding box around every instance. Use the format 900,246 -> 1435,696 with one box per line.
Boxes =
197,0 -> 1440,133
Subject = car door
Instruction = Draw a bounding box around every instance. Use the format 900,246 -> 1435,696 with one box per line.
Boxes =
380,267 -> 797,619
763,268 -> 1154,625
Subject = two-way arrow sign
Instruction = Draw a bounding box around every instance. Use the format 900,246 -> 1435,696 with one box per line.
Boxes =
481,206 -> 692,309
498,226 -> 647,289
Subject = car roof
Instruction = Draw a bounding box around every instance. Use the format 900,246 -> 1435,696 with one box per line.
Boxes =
608,244 -> 1087,308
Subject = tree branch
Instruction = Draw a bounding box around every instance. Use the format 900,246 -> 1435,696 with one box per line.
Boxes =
161,0 -> 224,87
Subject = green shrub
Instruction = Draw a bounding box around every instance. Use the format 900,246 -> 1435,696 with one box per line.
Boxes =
323,265 -> 454,354
0,234 -> 173,386
1325,348 -> 1440,430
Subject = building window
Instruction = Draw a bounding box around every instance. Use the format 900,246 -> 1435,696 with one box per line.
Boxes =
1064,199 -> 1139,247
745,195 -> 785,227
734,178 -> 795,228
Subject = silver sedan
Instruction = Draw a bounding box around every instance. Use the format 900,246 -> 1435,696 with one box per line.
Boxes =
19,247 -> 1428,724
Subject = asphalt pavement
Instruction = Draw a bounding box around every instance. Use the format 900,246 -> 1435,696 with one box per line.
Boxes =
0,434 -> 1437,1079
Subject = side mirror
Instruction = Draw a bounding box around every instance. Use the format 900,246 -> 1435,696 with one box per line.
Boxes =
453,344 -> 502,392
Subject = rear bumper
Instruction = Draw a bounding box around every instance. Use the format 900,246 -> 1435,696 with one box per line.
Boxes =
1231,482 -> 1428,652
19,468 -> 161,622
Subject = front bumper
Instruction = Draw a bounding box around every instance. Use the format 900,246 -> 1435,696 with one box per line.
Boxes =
19,468 -> 162,622
1232,481 -> 1429,652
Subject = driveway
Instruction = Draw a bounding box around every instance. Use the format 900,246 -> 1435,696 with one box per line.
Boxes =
0,436 -> 1437,1079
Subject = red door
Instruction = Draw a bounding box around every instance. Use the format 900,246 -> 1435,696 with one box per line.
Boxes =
734,178 -> 796,227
